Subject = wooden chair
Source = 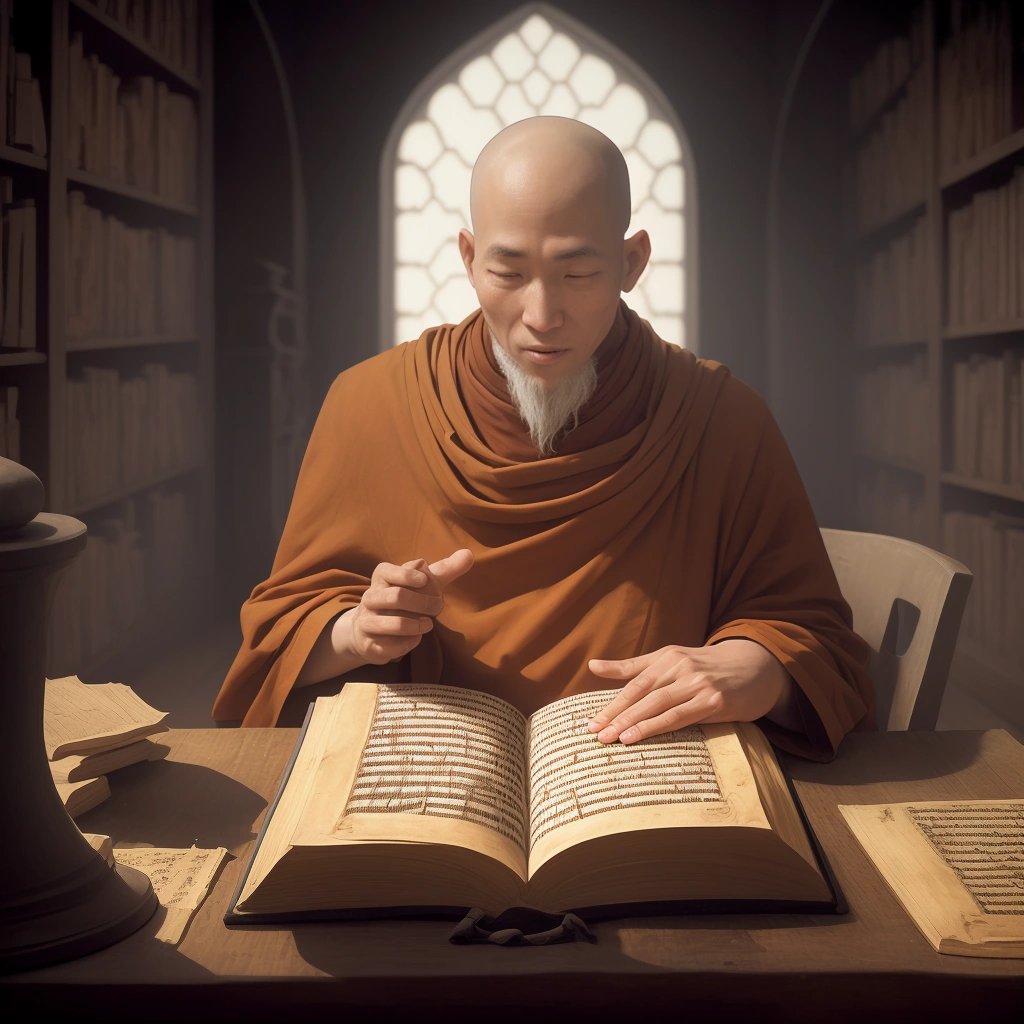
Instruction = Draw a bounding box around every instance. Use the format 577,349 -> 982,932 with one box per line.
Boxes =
820,528 -> 973,731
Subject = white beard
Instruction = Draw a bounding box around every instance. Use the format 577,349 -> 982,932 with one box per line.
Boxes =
490,334 -> 598,456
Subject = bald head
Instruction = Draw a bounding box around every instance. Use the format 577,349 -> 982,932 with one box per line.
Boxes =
458,116 -> 650,397
469,117 -> 631,238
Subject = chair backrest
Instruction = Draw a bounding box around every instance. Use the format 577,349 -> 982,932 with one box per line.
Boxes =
819,527 -> 973,731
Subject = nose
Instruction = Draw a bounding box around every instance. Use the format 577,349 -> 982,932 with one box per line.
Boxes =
520,281 -> 563,334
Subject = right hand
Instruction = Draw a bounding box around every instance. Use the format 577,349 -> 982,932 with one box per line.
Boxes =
345,548 -> 475,665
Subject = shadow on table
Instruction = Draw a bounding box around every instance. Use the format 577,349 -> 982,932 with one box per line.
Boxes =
76,757 -> 268,853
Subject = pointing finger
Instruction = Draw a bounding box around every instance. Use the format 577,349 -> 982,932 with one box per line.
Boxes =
427,547 -> 475,587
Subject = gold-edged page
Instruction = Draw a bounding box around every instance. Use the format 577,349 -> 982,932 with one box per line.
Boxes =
840,799 -> 1024,958
733,720 -> 822,874
526,690 -> 771,874
326,684 -> 529,880
234,691 -> 361,909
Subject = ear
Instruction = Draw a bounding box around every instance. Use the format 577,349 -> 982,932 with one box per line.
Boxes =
458,229 -> 477,287
620,229 -> 651,293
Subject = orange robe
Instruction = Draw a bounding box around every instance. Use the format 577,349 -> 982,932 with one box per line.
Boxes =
212,304 -> 875,760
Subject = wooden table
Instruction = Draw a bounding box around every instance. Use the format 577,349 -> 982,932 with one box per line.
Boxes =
3,727 -> 1023,1022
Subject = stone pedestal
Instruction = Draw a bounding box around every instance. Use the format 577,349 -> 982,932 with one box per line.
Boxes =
0,458 -> 156,972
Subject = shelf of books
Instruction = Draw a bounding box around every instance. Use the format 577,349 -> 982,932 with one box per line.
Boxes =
0,0 -> 212,683
845,0 -> 1023,723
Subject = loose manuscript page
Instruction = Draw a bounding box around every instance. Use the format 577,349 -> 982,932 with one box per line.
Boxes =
115,844 -> 229,944
49,737 -> 170,783
526,690 -> 771,873
909,802 -> 1024,916
43,675 -> 169,760
840,799 -> 1024,958
55,774 -> 110,818
81,831 -> 114,864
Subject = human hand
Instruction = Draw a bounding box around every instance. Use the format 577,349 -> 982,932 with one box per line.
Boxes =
343,548 -> 475,665
585,639 -> 796,744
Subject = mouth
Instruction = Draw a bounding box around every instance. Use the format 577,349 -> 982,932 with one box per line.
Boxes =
521,347 -> 569,365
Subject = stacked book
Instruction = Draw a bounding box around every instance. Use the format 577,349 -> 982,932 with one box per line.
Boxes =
44,674 -> 170,819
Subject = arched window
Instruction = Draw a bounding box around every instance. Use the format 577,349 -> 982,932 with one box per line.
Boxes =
380,3 -> 696,351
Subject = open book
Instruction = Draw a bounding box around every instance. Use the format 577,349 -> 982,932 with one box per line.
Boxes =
840,799 -> 1024,958
226,683 -> 841,922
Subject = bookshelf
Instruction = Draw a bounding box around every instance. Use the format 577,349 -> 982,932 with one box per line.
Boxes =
0,0 -> 213,682
844,0 -> 1024,724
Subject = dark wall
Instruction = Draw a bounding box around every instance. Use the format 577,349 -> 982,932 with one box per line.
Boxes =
244,0 -> 776,403
766,1 -> 917,529
213,1 -> 296,607
767,0 -> 854,528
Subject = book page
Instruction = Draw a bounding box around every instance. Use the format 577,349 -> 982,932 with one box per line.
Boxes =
234,693 -> 356,911
115,844 -> 229,944
337,685 -> 528,855
44,675 -> 169,759
234,685 -> 531,917
733,721 -> 822,872
528,690 -> 721,847
525,691 -> 779,876
840,799 -> 1024,958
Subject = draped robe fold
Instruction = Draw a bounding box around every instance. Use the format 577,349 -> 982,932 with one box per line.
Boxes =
211,304 -> 875,761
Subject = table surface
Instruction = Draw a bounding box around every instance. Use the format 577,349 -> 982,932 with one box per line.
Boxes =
3,725 -> 1024,1022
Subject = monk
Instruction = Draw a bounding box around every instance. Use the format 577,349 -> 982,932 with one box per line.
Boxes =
211,115 -> 875,761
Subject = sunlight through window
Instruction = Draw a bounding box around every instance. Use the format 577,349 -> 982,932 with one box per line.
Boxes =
383,5 -> 694,350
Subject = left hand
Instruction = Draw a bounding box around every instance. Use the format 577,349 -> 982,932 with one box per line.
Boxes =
586,639 -> 797,744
